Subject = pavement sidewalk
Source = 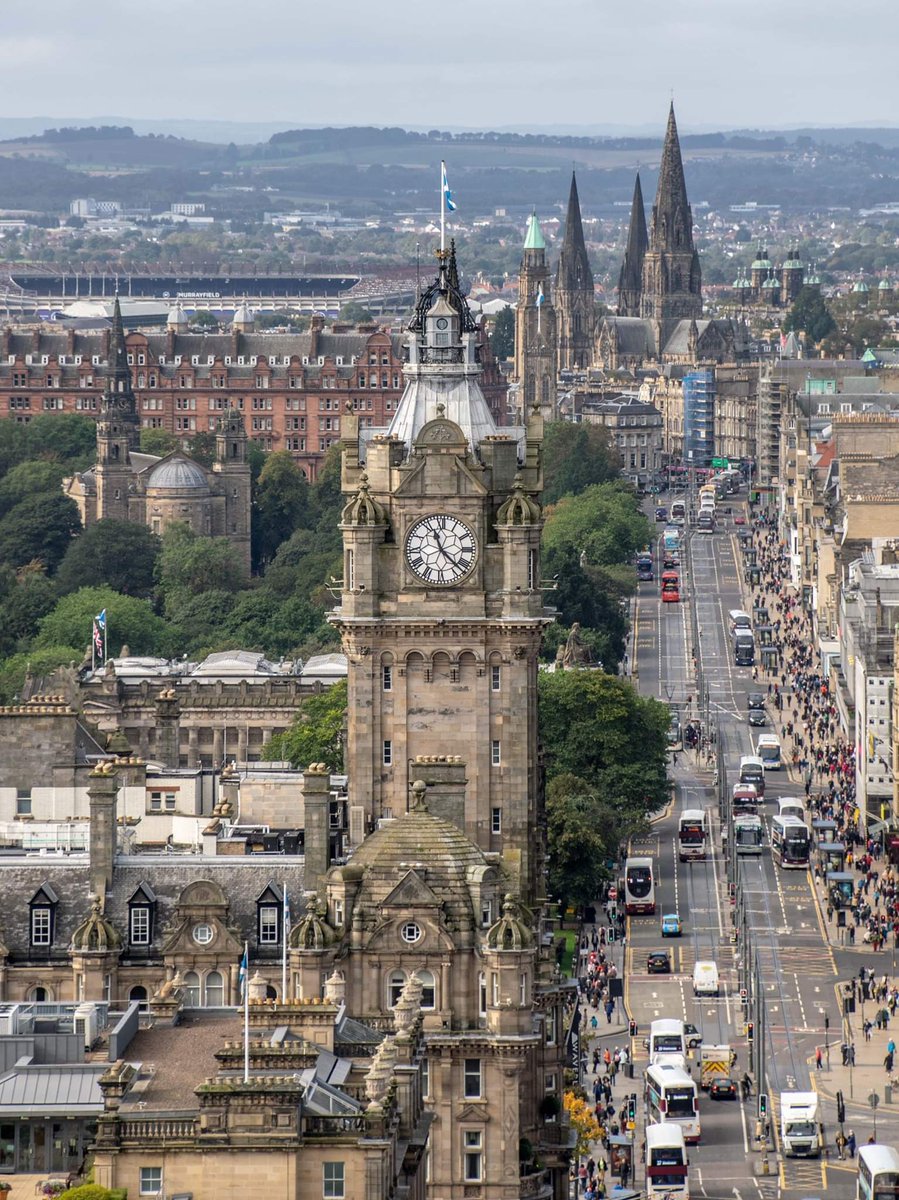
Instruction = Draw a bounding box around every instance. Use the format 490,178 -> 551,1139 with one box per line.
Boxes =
811,1018 -> 899,1145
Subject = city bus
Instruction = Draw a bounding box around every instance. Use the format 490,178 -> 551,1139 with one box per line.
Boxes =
663,527 -> 681,552
670,499 -> 687,525
624,856 -> 656,914
661,571 -> 681,603
644,1062 -> 701,1143
733,813 -> 765,856
857,1144 -> 899,1200
648,1018 -> 687,1067
738,756 -> 766,798
678,809 -> 709,862
771,815 -> 811,869
755,733 -> 782,770
732,783 -> 759,814
637,551 -> 655,582
645,1122 -> 690,1200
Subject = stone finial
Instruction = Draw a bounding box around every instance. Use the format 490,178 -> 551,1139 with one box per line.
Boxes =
324,970 -> 346,1005
90,759 -> 117,778
409,780 -> 428,811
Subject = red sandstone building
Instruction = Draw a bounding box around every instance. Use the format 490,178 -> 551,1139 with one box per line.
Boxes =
0,310 -> 508,480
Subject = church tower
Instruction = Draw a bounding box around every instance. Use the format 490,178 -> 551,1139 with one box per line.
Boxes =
95,297 -> 140,522
640,103 -> 702,345
332,242 -> 550,905
212,406 -> 252,573
555,172 -> 595,371
514,212 -> 557,420
617,173 -> 648,317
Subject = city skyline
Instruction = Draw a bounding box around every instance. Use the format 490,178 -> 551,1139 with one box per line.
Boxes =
3,0 -> 897,132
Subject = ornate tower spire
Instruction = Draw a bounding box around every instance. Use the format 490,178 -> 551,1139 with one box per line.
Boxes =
640,103 -> 702,345
555,171 -> 595,371
101,296 -> 140,451
515,213 -> 557,419
617,173 -> 648,317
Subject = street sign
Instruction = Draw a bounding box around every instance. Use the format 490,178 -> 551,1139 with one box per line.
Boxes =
711,457 -> 728,468
869,1091 -> 880,1110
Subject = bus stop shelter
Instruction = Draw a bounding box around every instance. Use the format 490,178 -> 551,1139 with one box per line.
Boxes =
813,819 -> 838,844
817,841 -> 846,873
826,871 -> 855,908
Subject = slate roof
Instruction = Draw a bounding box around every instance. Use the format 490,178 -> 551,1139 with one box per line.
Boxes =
0,1064 -> 106,1114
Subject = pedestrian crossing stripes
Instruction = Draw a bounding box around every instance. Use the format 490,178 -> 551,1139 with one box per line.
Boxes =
755,942 -> 836,977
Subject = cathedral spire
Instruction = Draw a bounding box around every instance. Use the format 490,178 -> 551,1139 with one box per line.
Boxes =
100,295 -> 140,450
650,102 -> 692,253
617,173 -> 648,317
555,172 -> 595,371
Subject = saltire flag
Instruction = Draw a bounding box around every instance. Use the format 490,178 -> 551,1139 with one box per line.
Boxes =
238,944 -> 248,996
92,620 -> 104,660
95,608 -> 107,631
284,890 -> 291,935
536,284 -> 545,307
441,162 -> 457,212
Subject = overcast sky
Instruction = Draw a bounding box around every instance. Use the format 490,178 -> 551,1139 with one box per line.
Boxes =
3,0 -> 895,132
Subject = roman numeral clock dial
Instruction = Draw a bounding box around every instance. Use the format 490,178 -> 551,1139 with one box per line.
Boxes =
404,514 -> 477,586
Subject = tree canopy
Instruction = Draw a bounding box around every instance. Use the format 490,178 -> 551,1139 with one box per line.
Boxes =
783,286 -> 837,344
156,523 -> 248,599
264,680 -> 347,772
36,586 -> 169,658
489,305 -> 515,360
0,492 -> 81,572
542,421 -> 620,505
55,520 -> 160,598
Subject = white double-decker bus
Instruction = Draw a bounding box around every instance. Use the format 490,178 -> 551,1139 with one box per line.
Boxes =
645,1062 -> 701,1143
624,856 -> 656,914
646,1123 -> 690,1200
678,809 -> 709,862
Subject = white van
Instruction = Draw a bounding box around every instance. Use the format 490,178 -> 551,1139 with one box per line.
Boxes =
692,960 -> 719,997
728,609 -> 751,633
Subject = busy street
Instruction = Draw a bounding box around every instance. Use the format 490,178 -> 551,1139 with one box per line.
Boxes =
570,475 -> 899,1199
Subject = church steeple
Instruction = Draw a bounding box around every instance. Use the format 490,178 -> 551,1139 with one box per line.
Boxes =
555,172 -> 595,371
516,213 -> 557,419
100,296 -> 140,452
639,103 -> 702,345
617,173 -> 648,318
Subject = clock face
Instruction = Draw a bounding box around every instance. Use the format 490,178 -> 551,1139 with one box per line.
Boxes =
436,317 -> 448,330
405,514 -> 477,585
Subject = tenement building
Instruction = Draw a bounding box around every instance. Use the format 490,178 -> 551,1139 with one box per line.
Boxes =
0,304 -> 507,481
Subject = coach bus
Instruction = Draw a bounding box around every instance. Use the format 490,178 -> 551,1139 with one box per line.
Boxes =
678,809 -> 709,862
646,1122 -> 690,1200
644,1062 -> 701,1143
755,733 -> 782,770
771,815 -> 811,869
733,813 -> 765,856
624,856 -> 656,914
857,1144 -> 899,1200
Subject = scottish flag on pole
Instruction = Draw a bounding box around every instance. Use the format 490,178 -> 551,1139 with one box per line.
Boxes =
536,284 -> 544,307
238,944 -> 248,996
441,162 -> 457,212
95,608 -> 107,631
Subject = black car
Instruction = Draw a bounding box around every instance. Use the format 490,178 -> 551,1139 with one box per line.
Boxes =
747,692 -> 766,711
647,950 -> 672,974
684,1022 -> 702,1049
748,709 -> 767,727
709,1077 -> 737,1100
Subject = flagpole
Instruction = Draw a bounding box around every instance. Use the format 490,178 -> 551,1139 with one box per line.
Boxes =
440,160 -> 446,254
281,891 -> 288,1000
91,622 -> 95,674
243,940 -> 249,1082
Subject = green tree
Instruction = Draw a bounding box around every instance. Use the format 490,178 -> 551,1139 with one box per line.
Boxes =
538,669 -> 670,828
543,483 -> 650,567
186,431 -> 217,468
264,679 -> 347,772
140,428 -> 179,457
156,523 -> 248,599
59,1185 -> 127,1200
489,305 -> 515,360
0,459 -> 68,515
254,450 -> 310,566
336,300 -> 375,324
36,586 -> 168,657
190,309 -> 219,329
542,423 -> 620,504
0,493 -> 81,571
55,520 -> 160,598
21,412 -> 96,465
546,773 -> 612,910
0,564 -> 59,655
783,286 -> 836,344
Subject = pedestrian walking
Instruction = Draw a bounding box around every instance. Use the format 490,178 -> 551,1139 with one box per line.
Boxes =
847,1130 -> 857,1158
815,1046 -> 823,1070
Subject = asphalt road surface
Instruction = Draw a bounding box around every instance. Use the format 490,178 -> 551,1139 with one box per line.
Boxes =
624,505 -> 893,1200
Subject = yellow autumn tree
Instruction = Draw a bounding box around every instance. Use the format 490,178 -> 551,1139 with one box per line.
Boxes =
564,1089 -> 603,1156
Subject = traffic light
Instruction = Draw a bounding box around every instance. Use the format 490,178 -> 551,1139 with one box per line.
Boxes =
837,1090 -> 846,1124
628,1094 -> 637,1123
740,988 -> 748,1006
608,926 -> 616,943
747,1021 -> 755,1043
758,1093 -> 768,1120
629,1019 -> 638,1038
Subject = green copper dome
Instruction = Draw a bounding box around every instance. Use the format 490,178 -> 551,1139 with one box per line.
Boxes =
751,246 -> 772,271
783,248 -> 803,270
853,277 -> 869,294
879,278 -> 892,291
523,211 -> 546,251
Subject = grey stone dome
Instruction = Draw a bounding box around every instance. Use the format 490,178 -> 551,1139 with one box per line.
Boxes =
147,457 -> 209,491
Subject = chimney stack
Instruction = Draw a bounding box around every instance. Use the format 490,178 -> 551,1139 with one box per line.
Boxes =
303,764 -> 331,896
88,761 -> 119,902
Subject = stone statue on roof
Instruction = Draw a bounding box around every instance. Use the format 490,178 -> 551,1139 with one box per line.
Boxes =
560,622 -> 593,669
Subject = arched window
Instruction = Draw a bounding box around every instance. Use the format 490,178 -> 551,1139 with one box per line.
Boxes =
28,986 -> 49,1003
129,986 -> 148,1012
183,971 -> 200,1006
418,969 -> 436,1010
205,970 -> 225,1007
388,970 -> 406,1008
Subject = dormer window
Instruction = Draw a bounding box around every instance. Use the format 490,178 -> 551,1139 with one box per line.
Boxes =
30,884 -> 58,947
256,883 -> 283,946
128,884 -> 156,947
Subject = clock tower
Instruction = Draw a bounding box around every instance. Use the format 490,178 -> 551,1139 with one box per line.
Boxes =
332,243 -> 550,904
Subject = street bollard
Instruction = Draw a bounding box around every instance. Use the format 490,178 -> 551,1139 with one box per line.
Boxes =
886,1084 -> 893,1105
